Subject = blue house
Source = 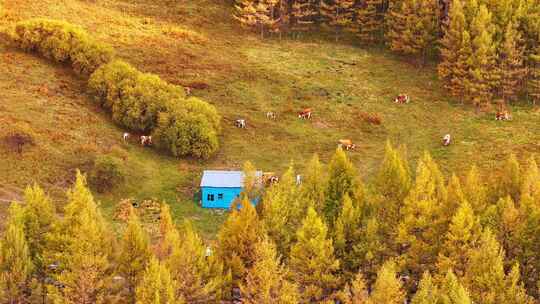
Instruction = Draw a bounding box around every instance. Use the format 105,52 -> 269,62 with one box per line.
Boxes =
200,170 -> 262,209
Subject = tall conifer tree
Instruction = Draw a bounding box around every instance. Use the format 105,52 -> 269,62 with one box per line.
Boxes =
240,237 -> 299,304
411,272 -> 438,304
438,271 -> 472,304
325,147 -> 358,224
289,207 -> 339,302
468,5 -> 497,107
168,221 -> 225,303
356,0 -> 384,44
368,261 -> 405,304
497,21 -> 527,103
0,203 -> 34,303
217,198 -> 264,283
117,213 -> 152,303
135,258 -> 178,304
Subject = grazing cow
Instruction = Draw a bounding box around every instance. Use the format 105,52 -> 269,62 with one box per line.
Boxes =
269,176 -> 279,184
496,111 -> 511,121
443,134 -> 451,146
235,119 -> 246,128
266,111 -> 276,119
140,135 -> 153,146
338,139 -> 356,151
123,132 -> 130,142
262,172 -> 279,185
298,108 -> 312,119
185,87 -> 192,96
394,94 -> 410,104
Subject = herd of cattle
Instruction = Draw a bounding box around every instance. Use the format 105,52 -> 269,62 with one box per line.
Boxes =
120,93 -> 513,153
233,94 -> 458,149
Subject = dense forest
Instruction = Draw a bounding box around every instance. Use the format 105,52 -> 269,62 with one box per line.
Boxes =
1,144 -> 539,303
234,0 -> 540,108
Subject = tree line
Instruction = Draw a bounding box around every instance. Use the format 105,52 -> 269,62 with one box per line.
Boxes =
234,0 -> 540,107
8,19 -> 221,159
1,145 -> 539,303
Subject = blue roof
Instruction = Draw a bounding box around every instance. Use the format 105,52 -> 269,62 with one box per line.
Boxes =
200,170 -> 262,188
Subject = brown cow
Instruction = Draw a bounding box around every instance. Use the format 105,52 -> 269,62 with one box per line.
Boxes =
140,135 -> 153,146
394,94 -> 410,104
262,172 -> 279,185
496,111 -> 511,121
298,108 -> 312,119
338,139 -> 356,151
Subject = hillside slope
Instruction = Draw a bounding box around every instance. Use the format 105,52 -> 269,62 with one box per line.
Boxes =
1,0 -> 539,235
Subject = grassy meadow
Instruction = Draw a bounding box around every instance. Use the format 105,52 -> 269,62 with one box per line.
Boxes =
0,0 -> 539,237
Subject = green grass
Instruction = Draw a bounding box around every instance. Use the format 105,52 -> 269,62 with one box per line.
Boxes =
1,0 -> 539,237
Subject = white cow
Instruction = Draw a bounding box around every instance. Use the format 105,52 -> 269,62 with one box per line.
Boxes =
140,135 -> 153,146
235,119 -> 246,129
443,134 -> 451,146
123,132 -> 130,142
266,112 -> 276,120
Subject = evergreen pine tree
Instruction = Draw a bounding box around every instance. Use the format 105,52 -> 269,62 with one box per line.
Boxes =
325,147 -> 359,224
300,154 -> 327,214
240,237 -> 299,304
135,257 -> 178,304
497,21 -> 527,103
289,207 -> 339,302
463,229 -> 506,304
387,0 -> 439,61
411,272 -> 438,304
529,44 -> 540,105
438,0 -> 468,99
444,174 -> 467,221
352,217 -> 386,284
320,0 -> 355,41
46,172 -> 115,304
467,5 -> 497,107
21,184 -> 55,278
242,160 -> 260,202
291,0 -> 318,35
262,166 -> 302,257
234,0 -> 259,30
520,156 -> 540,206
502,264 -> 534,304
333,194 -> 362,281
338,271 -> 369,304
515,196 -> 540,297
437,201 -> 480,277
496,153 -> 522,202
374,141 -> 411,251
490,196 -> 521,264
463,165 -> 488,215
397,152 -> 447,284
367,261 -> 405,304
455,30 -> 475,103
355,0 -> 384,44
168,221 -> 225,303
438,270 -> 472,304
0,203 -> 34,303
217,198 -> 264,283
156,203 -> 178,260
117,213 -> 152,303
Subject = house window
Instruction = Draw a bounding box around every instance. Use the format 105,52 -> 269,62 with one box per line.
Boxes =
218,193 -> 224,200
207,194 -> 215,201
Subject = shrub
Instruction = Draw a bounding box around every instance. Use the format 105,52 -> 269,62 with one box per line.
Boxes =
89,60 -> 221,158
359,112 -> 382,125
11,19 -> 114,75
89,155 -> 125,193
2,123 -> 36,154
153,108 -> 219,159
